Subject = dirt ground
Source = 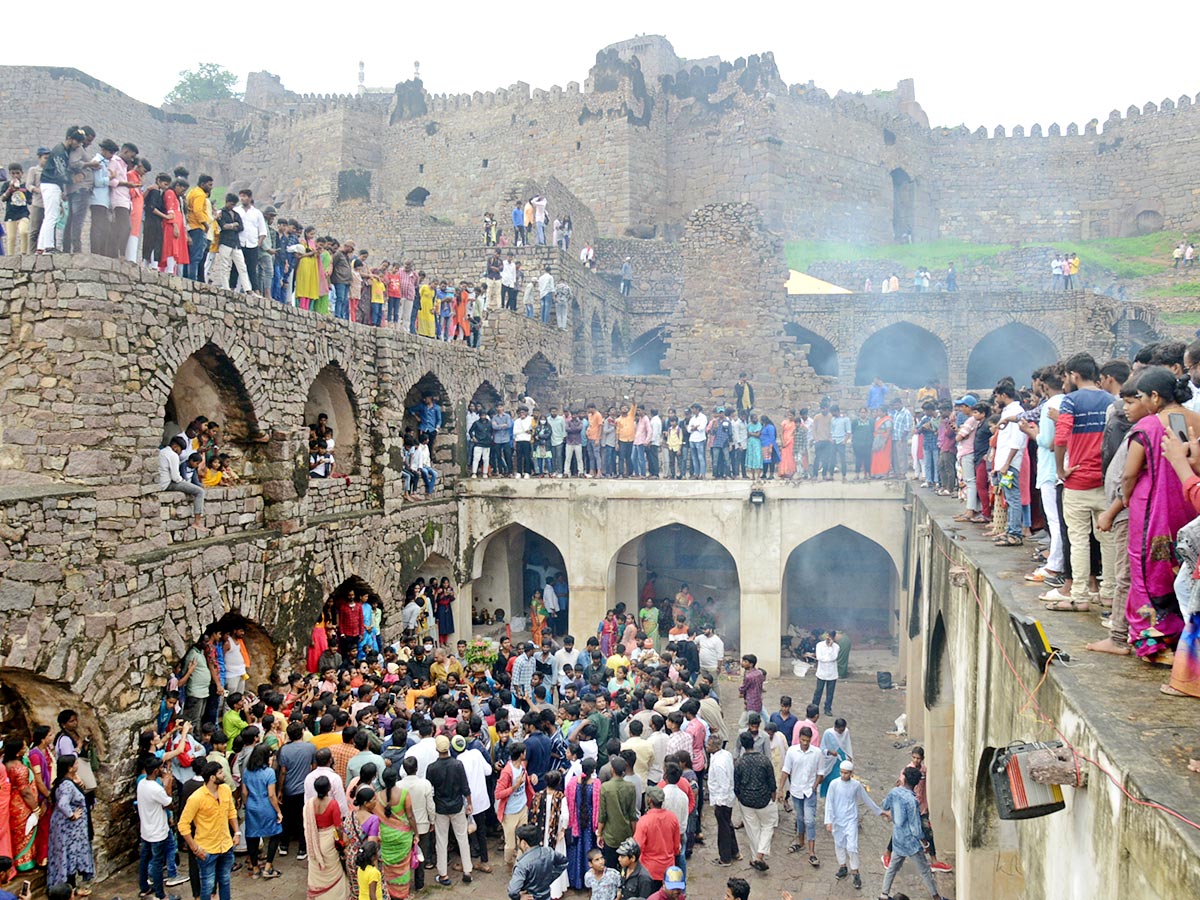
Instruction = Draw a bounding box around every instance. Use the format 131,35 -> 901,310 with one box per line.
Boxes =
104,656 -> 955,900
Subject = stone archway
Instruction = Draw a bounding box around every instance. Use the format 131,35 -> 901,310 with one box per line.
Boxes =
0,670 -> 105,753
628,326 -> 668,376
212,612 -> 279,686
855,322 -> 948,389
965,323 -> 1058,390
472,524 -> 568,635
783,526 -> 898,645
784,323 -> 839,377
607,524 -> 741,651
402,371 -> 455,436
522,353 -> 560,404
305,363 -> 360,473
164,341 -> 264,450
471,380 -> 502,412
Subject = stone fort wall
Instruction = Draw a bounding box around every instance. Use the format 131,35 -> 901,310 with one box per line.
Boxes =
8,38 -> 1200,245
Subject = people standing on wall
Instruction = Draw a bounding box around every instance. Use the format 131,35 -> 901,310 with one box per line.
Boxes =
532,195 -> 548,245
183,176 -> 213,280
236,190 -> 268,295
945,262 -> 957,292
620,257 -> 633,296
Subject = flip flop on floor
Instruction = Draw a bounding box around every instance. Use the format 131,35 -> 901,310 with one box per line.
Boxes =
1046,599 -> 1090,612
994,534 -> 1023,546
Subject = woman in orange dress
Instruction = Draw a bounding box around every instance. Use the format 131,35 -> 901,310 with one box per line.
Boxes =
453,286 -> 471,342
777,413 -> 797,478
159,179 -> 190,274
4,736 -> 39,872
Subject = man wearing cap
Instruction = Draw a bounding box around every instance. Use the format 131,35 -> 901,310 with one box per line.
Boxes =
426,734 -> 473,886
633,785 -> 680,890
506,822 -> 567,900
824,761 -> 887,890
645,865 -> 685,900
952,394 -> 981,521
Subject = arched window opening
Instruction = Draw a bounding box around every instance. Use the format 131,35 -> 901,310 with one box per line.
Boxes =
628,327 -> 668,376
471,380 -> 502,413
305,363 -> 361,475
784,324 -> 839,377
610,324 -> 626,375
891,167 -> 915,241
965,324 -> 1057,390
164,342 -> 265,480
402,371 -> 454,438
855,322 -> 948,389
591,312 -> 607,374
522,353 -> 560,405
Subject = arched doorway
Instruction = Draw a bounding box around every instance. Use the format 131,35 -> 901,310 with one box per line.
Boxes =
784,324 -> 839,377
305,363 -> 360,473
609,524 -> 741,652
855,322 -> 948,389
164,342 -> 264,469
412,552 -> 458,643
924,610 -> 958,861
522,353 -> 560,404
314,576 -> 385,665
213,612 -> 279,684
891,167 -> 915,240
591,313 -> 607,374
783,526 -> 897,646
965,324 -> 1058,390
628,327 -> 668,376
474,524 -> 568,638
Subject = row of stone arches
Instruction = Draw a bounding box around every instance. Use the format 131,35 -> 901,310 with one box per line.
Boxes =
783,320 -> 1066,389
470,521 -> 898,646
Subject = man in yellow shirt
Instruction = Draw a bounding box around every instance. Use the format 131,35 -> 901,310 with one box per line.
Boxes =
184,175 -> 213,281
178,761 -> 239,900
430,649 -> 464,683
616,400 -> 637,478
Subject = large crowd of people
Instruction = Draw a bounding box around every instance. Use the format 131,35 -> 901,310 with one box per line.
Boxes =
0,569 -> 953,900
919,339 -> 1200,775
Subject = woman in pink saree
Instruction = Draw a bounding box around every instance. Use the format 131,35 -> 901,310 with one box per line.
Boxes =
1122,368 -> 1200,662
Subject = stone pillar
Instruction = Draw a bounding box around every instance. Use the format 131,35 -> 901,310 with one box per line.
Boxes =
567,583 -> 607,644
740,588 -> 782,677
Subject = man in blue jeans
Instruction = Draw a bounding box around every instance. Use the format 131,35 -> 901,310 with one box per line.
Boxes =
687,404 -> 708,478
183,176 -> 213,281
178,761 -> 239,900
137,756 -> 181,900
780,727 -> 823,865
992,382 -> 1029,546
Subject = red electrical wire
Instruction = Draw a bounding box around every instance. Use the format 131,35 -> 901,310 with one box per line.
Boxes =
933,541 -> 1200,832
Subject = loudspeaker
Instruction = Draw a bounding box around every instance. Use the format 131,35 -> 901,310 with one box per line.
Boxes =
990,742 -> 1067,820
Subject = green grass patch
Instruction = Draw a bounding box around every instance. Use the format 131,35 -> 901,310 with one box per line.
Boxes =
785,231 -> 1182,280
1145,282 -> 1200,298
1159,311 -> 1200,326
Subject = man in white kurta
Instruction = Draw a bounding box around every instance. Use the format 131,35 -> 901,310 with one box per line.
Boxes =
820,719 -> 854,777
823,762 -> 887,889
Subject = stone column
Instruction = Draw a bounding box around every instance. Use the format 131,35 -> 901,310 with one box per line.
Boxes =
739,587 -> 782,677
567,583 -> 607,644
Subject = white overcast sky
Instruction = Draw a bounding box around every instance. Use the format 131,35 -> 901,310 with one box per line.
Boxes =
12,1 -> 1193,131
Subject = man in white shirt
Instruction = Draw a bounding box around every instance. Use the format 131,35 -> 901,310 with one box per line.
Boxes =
236,190 -> 268,294
404,723 -> 441,779
536,265 -> 555,325
647,715 -> 669,783
648,410 -> 663,479
694,625 -> 725,680
542,578 -> 560,636
158,436 -> 205,526
992,383 -> 1029,545
500,252 -> 518,310
531,195 -> 547,244
553,635 -> 579,684
137,757 -> 177,900
304,748 -> 350,817
686,404 -> 709,478
780,726 -> 824,864
823,761 -> 885,889
812,633 -> 840,715
706,735 -> 738,865
223,631 -> 247,694
411,438 -> 437,496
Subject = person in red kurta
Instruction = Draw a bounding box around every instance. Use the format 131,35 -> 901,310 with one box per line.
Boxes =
158,180 -> 190,273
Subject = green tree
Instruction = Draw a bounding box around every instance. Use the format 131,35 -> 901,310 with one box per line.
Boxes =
164,63 -> 241,105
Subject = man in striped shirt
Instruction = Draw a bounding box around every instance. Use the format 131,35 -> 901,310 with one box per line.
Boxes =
1054,353 -> 1113,610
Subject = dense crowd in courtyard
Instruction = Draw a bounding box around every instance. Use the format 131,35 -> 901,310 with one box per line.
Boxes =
0,574 -> 951,900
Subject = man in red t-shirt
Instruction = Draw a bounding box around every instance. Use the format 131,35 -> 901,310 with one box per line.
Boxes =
338,593 -> 364,662
385,265 -> 403,327
1053,352 -> 1112,609
633,786 -> 682,884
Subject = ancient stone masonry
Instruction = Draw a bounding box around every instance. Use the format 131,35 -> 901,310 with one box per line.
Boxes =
12,35 -> 1200,245
0,253 -> 575,873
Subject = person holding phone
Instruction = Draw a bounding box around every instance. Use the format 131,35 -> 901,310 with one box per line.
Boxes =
0,866 -> 33,900
1118,367 -> 1200,660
